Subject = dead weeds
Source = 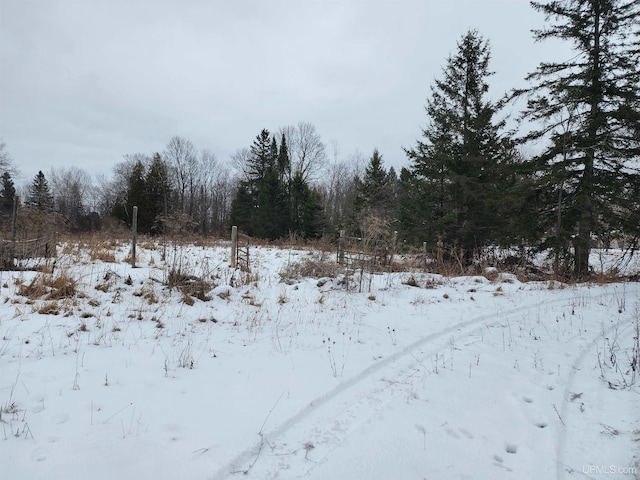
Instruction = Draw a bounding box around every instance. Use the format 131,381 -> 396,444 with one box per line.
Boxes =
18,270 -> 78,300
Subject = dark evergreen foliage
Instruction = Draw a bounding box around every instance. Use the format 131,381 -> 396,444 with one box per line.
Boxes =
229,182 -> 254,236
354,149 -> 395,222
514,0 -> 640,278
404,30 -> 516,260
145,153 -> 172,234
26,171 -> 54,212
0,172 -> 16,215
277,133 -> 290,182
229,129 -> 327,240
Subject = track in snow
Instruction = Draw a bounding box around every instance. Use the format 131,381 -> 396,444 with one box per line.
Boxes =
209,287 -> 628,480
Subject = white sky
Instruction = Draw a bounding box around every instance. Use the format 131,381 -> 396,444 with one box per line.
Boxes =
0,0 -> 571,184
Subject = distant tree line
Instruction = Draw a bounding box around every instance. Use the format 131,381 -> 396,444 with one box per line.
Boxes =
1,0 -> 638,279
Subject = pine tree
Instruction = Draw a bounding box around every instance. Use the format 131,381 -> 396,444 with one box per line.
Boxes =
145,153 -> 171,234
247,129 -> 275,185
230,129 -> 291,239
254,164 -> 290,239
290,170 -> 307,235
354,149 -> 394,222
515,0 -> 640,278
122,161 -> 147,230
277,133 -> 290,182
26,171 -> 54,212
229,182 -> 254,236
0,172 -> 16,215
396,167 -> 428,245
405,29 -> 513,260
300,188 -> 326,239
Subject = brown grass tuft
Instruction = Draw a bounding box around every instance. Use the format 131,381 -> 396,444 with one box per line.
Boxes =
279,253 -> 340,282
403,275 -> 419,287
18,270 -> 78,300
89,247 -> 117,263
37,301 -> 61,315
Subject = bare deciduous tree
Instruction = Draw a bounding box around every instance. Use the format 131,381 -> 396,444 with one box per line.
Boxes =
93,173 -> 119,217
278,122 -> 327,182
163,136 -> 198,213
0,139 -> 17,176
231,147 -> 252,183
49,166 -> 92,228
318,148 -> 365,231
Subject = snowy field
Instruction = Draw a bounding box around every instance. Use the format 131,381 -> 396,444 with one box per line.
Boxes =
1,240 -> 639,480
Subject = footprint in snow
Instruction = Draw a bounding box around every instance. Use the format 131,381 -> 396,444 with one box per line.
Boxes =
445,427 -> 460,439
31,448 -> 47,462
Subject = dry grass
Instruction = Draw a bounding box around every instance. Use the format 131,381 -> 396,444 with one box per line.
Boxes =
167,268 -> 212,301
279,252 -> 341,282
18,270 -> 78,300
95,270 -> 120,292
89,246 -> 117,263
37,301 -> 61,315
133,285 -> 159,304
592,268 -> 625,285
403,275 -> 419,287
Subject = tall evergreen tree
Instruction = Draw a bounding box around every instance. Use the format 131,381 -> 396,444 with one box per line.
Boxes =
114,160 -> 148,230
254,164 -> 290,239
26,171 -> 54,212
229,182 -> 254,235
405,30 -> 513,259
277,133 -> 290,182
230,129 -> 290,238
397,167 -> 428,245
247,129 -> 275,185
515,0 -> 640,278
354,149 -> 394,222
300,187 -> 326,239
230,128 -> 328,240
145,153 -> 172,234
0,172 -> 16,215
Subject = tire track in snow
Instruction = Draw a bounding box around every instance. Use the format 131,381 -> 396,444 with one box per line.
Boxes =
209,286 -> 625,480
555,287 -> 639,480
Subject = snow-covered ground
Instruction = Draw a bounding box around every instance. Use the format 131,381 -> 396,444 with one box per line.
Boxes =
1,241 -> 639,480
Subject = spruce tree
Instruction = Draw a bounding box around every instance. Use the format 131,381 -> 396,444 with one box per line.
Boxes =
124,161 -> 148,230
354,149 -> 394,222
247,129 -> 275,185
300,188 -> 326,239
277,133 -> 290,182
515,0 -> 640,278
229,182 -> 254,236
290,170 -> 307,235
145,153 -> 171,234
0,172 -> 16,215
254,164 -> 289,239
230,129 -> 291,239
26,171 -> 54,212
405,30 -> 512,260
397,167 -> 428,245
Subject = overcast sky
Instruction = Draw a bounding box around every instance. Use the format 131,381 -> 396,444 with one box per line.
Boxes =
1,0 -> 571,185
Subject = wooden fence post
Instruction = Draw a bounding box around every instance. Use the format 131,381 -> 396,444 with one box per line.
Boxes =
390,230 -> 398,264
423,242 -> 427,266
231,225 -> 238,268
338,229 -> 345,265
9,195 -> 18,269
131,206 -> 138,268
